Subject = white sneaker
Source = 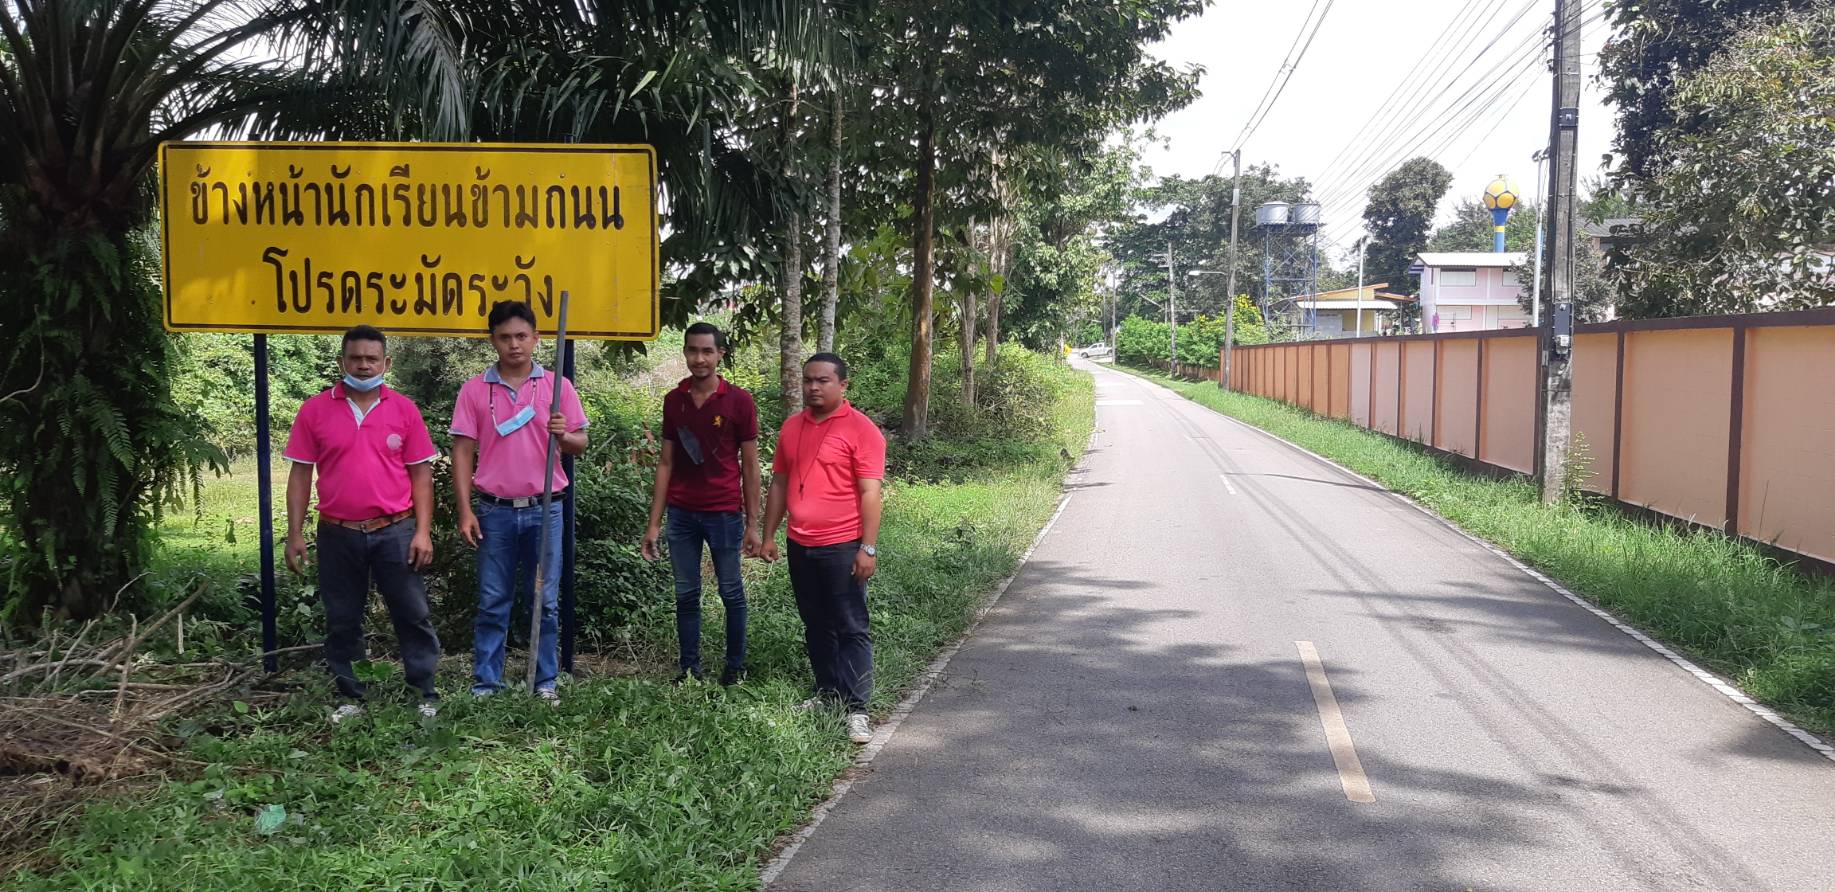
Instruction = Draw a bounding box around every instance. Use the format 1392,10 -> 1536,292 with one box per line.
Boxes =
537,688 -> 561,707
846,713 -> 872,745
417,702 -> 439,719
330,703 -> 365,724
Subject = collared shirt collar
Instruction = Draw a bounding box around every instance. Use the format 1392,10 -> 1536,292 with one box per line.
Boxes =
802,399 -> 854,425
484,362 -> 546,385
331,381 -> 390,426
675,375 -> 730,398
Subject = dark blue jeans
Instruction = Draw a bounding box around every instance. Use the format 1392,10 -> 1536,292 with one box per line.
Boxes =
471,499 -> 562,695
787,539 -> 872,712
667,507 -> 748,674
316,520 -> 440,701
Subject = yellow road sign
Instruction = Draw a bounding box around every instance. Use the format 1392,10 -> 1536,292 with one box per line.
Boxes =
159,142 -> 658,339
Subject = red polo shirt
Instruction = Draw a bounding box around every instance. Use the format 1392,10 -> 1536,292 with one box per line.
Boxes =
283,383 -> 439,521
771,400 -> 886,547
663,376 -> 759,513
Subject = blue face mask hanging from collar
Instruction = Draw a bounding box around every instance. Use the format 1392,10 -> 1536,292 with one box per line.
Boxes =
342,372 -> 385,393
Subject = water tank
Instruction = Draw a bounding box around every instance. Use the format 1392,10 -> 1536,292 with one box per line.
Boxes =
1255,201 -> 1291,226
1292,202 -> 1322,226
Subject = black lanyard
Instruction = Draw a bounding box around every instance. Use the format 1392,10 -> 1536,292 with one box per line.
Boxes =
795,413 -> 839,496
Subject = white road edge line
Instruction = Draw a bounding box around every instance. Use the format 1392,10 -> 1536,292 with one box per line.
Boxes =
758,476 -> 1085,888
1219,473 -> 1239,496
1130,371 -> 1835,765
1297,640 -> 1377,804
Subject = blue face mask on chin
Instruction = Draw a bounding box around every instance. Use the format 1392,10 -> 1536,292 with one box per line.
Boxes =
342,372 -> 385,393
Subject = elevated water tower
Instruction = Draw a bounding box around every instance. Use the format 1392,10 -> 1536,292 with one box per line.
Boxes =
1483,175 -> 1520,252
1257,200 -> 1323,337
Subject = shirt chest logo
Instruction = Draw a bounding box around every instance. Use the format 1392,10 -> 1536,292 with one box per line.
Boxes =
386,433 -> 404,451
713,415 -> 724,428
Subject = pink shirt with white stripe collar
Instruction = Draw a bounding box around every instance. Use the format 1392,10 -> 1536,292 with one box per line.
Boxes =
284,383 -> 438,522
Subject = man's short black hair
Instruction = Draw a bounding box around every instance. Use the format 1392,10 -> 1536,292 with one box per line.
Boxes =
342,324 -> 386,354
488,300 -> 537,333
805,352 -> 848,382
684,321 -> 726,351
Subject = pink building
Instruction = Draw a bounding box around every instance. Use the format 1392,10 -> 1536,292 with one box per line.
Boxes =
1412,251 -> 1531,333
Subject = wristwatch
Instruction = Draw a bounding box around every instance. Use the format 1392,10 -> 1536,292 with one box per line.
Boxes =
861,544 -> 877,557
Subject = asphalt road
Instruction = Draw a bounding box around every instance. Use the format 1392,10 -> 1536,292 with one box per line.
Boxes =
766,361 -> 1835,892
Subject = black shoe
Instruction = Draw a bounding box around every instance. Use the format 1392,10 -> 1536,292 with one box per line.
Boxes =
673,668 -> 700,685
719,667 -> 745,687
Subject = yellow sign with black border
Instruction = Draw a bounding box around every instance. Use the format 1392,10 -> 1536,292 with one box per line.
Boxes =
159,142 -> 658,339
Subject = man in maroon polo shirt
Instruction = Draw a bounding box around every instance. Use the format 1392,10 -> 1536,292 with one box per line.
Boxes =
642,322 -> 762,685
283,325 -> 442,723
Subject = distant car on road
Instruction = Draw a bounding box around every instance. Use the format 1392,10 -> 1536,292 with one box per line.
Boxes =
1075,342 -> 1112,359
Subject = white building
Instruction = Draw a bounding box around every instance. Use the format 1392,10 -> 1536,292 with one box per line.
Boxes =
1411,252 -> 1530,333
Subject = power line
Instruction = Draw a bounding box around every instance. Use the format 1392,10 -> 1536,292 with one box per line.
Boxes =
1210,0 -> 1337,174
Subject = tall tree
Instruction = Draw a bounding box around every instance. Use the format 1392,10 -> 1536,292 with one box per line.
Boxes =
1601,0 -> 1820,184
0,0 -> 468,623
819,87 -> 843,353
1363,157 -> 1453,301
776,78 -> 807,416
1613,4 -> 1835,316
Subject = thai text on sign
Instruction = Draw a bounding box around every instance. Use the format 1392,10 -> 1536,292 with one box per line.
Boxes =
159,142 -> 658,339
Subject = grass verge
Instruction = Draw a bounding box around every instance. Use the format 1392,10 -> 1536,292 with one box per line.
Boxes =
1117,364 -> 1835,737
3,371 -> 1095,890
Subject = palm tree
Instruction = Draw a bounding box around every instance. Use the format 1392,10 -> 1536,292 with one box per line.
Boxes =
0,0 -> 849,623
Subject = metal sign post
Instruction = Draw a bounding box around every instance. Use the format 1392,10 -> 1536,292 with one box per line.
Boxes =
254,335 -> 278,673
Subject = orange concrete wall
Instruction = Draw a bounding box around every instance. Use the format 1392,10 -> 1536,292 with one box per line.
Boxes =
1618,328 -> 1733,528
1480,336 -> 1538,474
1350,342 -> 1373,427
1738,326 -> 1835,563
1372,342 -> 1401,435
1222,317 -> 1834,566
1329,344 -> 1353,420
1401,341 -> 1436,443
1436,339 -> 1479,458
1570,332 -> 1619,494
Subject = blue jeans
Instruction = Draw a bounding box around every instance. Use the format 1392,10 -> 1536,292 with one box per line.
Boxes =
471,499 -> 562,694
667,508 -> 748,674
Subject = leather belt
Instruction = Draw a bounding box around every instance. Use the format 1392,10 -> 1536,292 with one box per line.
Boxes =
474,490 -> 567,509
320,509 -> 413,533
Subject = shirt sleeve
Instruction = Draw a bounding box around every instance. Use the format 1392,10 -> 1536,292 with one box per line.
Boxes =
736,391 -> 760,442
560,377 -> 589,432
449,380 -> 479,439
403,401 -> 440,465
282,400 -> 319,464
853,419 -> 887,481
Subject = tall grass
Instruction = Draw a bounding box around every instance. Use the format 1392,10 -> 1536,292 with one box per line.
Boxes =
1121,365 -> 1835,736
5,364 -> 1095,890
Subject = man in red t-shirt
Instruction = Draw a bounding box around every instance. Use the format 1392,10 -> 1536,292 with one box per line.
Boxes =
641,322 -> 761,685
283,325 -> 442,723
760,353 -> 886,744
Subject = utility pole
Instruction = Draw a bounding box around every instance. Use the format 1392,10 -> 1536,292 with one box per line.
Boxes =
1530,148 -> 1549,326
1164,241 -> 1178,367
1539,0 -> 1581,504
1354,236 -> 1367,339
1223,149 -> 1242,389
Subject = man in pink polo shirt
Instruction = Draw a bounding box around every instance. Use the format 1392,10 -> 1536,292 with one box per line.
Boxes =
451,300 -> 589,701
759,353 -> 885,745
283,325 -> 442,723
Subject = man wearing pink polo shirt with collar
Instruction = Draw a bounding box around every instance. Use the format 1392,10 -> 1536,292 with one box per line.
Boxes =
284,325 -> 442,724
451,300 -> 589,702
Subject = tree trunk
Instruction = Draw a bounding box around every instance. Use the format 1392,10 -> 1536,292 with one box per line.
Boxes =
901,88 -> 938,439
778,79 -> 804,417
960,220 -> 978,410
819,88 -> 843,353
983,159 -> 1011,366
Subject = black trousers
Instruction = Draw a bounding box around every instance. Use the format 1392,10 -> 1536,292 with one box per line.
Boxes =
787,539 -> 873,713
317,520 -> 441,700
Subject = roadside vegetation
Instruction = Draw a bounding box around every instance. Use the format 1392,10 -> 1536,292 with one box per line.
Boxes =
1,347 -> 1092,888
1122,365 -> 1835,737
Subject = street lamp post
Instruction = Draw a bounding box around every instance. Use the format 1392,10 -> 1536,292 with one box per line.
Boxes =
1354,236 -> 1368,339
